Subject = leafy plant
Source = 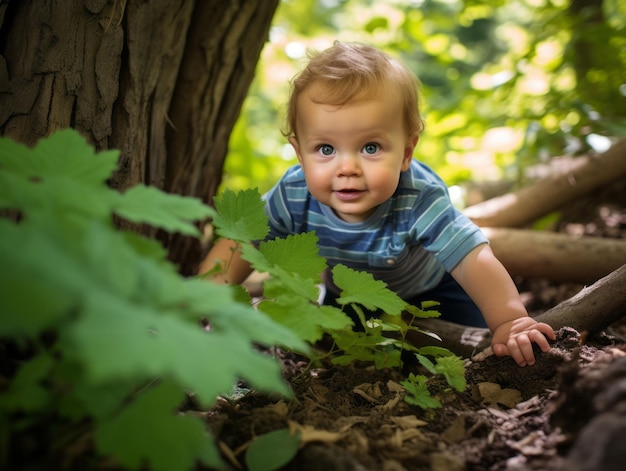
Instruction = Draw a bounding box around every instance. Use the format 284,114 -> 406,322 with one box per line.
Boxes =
0,129 -> 306,470
400,348 -> 467,409
208,188 -> 467,409
245,428 -> 301,471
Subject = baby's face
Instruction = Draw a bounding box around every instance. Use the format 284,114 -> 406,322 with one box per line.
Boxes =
290,88 -> 417,223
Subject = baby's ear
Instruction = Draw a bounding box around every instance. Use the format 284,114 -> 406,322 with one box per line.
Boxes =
289,136 -> 303,163
402,135 -> 419,170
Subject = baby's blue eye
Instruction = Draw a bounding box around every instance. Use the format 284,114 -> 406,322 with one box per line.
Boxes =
363,143 -> 379,154
319,145 -> 334,156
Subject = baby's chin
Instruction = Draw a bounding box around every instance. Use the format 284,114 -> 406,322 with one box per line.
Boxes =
331,206 -> 378,223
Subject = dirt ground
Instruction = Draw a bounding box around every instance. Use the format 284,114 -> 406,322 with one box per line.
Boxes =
201,177 -> 626,471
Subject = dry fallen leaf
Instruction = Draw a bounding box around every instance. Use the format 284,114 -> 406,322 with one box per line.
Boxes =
288,420 -> 343,445
476,382 -> 522,408
265,399 -> 289,417
353,381 -> 384,403
390,415 -> 428,429
335,416 -> 369,433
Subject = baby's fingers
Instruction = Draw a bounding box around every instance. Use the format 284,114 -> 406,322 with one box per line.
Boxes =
508,334 -> 534,366
492,343 -> 509,357
533,322 -> 556,340
529,328 -> 553,352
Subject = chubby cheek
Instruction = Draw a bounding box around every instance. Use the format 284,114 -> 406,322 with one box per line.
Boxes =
303,165 -> 332,195
367,167 -> 401,197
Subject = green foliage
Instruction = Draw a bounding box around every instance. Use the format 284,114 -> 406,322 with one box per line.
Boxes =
401,348 -> 466,409
225,0 -> 626,196
0,129 -> 306,470
245,428 -> 301,471
94,380 -> 219,471
401,373 -> 443,409
333,264 -> 407,316
212,188 -> 270,241
210,188 -> 467,411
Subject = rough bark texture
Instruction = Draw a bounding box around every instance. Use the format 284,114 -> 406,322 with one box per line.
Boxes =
463,139 -> 626,228
162,0 -> 279,273
534,264 -> 626,334
483,227 -> 626,284
0,0 -> 278,274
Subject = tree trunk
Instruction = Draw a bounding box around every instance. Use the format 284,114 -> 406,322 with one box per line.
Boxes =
0,0 -> 279,274
463,139 -> 626,228
483,227 -> 626,284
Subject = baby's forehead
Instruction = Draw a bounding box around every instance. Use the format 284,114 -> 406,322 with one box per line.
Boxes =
302,81 -> 402,107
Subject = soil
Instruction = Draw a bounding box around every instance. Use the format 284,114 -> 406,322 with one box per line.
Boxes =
200,176 -> 626,471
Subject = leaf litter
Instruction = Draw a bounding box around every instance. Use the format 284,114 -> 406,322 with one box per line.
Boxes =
200,329 -> 626,471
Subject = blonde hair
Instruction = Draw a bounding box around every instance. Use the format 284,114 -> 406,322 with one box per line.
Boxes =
283,42 -> 425,139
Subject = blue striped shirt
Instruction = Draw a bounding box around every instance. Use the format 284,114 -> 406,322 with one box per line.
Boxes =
264,160 -> 488,299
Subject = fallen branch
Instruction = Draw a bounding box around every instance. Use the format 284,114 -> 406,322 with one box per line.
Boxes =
463,139 -> 626,228
483,227 -> 626,284
408,264 -> 626,358
534,263 -> 626,334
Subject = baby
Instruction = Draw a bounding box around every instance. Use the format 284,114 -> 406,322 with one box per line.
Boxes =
200,42 -> 555,367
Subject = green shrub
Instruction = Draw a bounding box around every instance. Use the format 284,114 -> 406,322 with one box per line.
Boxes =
0,129 -> 305,471
0,128 -> 466,471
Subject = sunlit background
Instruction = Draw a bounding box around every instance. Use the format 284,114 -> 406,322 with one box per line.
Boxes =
220,0 -> 626,205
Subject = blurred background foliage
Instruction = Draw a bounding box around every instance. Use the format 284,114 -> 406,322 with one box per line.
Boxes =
221,0 -> 626,203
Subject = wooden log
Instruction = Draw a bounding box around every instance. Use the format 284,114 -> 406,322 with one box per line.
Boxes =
463,139 -> 626,228
534,263 -> 626,334
408,264 -> 626,358
482,227 -> 626,284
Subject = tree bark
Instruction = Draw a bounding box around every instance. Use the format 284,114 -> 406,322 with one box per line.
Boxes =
0,0 -> 279,274
534,263 -> 626,334
483,227 -> 626,284
161,0 -> 279,274
463,139 -> 626,228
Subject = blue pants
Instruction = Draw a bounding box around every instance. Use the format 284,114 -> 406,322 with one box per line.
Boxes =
323,272 -> 487,329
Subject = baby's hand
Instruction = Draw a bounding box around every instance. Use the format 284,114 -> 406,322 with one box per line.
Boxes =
491,317 -> 556,367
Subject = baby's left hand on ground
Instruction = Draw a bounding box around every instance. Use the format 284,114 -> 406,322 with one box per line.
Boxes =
491,317 -> 556,367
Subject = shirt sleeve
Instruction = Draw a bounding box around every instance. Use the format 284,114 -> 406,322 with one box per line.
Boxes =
409,183 -> 488,272
263,165 -> 309,240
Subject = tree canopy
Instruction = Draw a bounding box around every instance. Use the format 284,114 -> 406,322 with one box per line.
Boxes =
222,0 -> 626,196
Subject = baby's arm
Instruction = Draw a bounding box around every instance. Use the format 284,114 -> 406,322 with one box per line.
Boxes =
450,244 -> 556,366
198,238 -> 254,285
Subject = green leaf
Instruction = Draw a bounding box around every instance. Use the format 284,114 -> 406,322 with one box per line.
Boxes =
245,428 -> 301,471
333,264 -> 407,315
242,245 -> 321,302
0,219 -> 83,337
95,380 -> 222,471
259,296 -> 352,343
58,375 -> 133,422
258,232 -> 326,282
0,353 -> 53,414
415,354 -> 437,375
263,271 -> 322,303
0,136 -> 34,176
401,374 -> 441,409
331,329 -> 402,368
0,170 -> 114,220
212,188 -> 269,242
0,129 -> 119,185
174,278 -> 307,352
67,292 -> 292,406
416,346 -> 456,358
405,303 -> 441,319
434,355 -> 467,392
115,185 -> 214,236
